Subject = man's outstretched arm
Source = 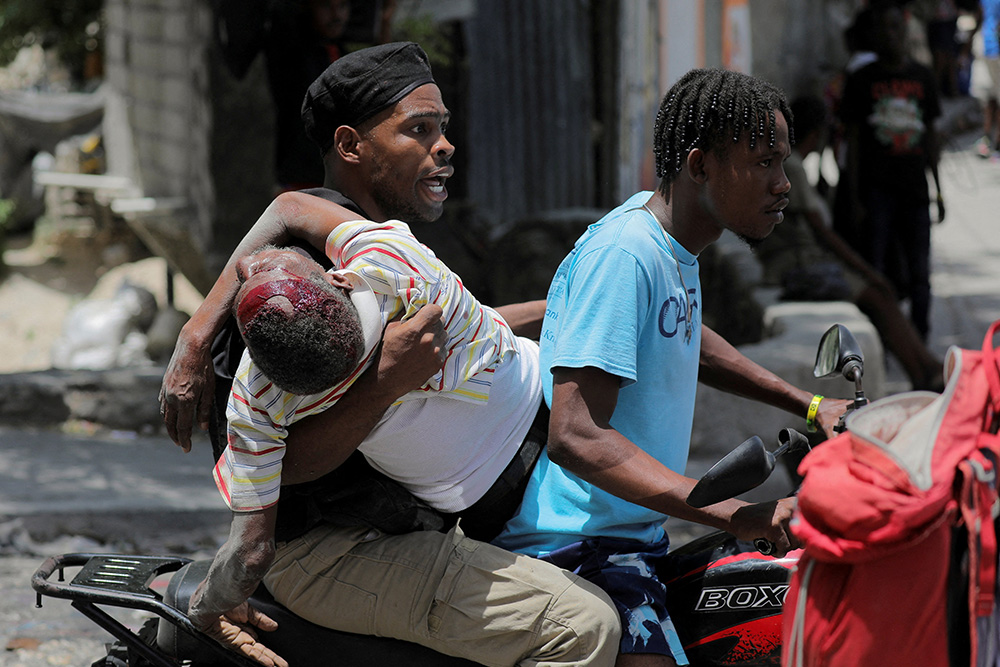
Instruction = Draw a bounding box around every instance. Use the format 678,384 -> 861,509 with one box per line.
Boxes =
548,365 -> 797,556
697,324 -> 848,438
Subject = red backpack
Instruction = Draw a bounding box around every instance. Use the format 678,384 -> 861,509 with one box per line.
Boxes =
782,320 -> 1000,667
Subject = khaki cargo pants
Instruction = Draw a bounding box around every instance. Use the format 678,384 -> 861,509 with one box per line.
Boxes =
263,523 -> 621,667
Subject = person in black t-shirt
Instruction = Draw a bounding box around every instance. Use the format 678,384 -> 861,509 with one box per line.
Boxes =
839,1 -> 944,340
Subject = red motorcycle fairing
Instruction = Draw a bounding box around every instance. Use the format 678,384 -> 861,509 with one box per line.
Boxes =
661,530 -> 800,666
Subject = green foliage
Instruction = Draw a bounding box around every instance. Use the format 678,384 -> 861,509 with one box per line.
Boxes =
0,0 -> 103,74
0,198 -> 13,272
392,15 -> 456,72
0,199 -> 15,231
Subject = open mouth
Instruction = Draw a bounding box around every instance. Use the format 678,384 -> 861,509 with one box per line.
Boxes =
421,175 -> 449,202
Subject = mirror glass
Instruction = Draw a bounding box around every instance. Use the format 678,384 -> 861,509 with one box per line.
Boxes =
813,325 -> 843,378
813,324 -> 864,379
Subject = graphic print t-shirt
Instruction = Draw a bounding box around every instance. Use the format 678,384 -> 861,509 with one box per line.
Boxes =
840,60 -> 941,201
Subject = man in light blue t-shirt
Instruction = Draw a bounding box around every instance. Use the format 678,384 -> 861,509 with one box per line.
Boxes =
500,191 -> 701,553
495,69 -> 850,667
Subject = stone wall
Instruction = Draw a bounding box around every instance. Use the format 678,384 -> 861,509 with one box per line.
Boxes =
103,0 -> 211,200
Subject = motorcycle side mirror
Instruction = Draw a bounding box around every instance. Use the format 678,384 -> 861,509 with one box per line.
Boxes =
813,324 -> 865,380
687,429 -> 812,508
687,436 -> 773,508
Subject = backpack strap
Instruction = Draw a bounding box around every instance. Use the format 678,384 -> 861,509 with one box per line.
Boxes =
784,557 -> 817,667
957,449 -> 999,667
983,320 -> 1000,423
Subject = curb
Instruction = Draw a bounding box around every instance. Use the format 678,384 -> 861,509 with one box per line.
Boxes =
0,366 -> 165,432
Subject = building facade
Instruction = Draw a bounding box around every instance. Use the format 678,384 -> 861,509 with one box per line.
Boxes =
100,0 -> 861,296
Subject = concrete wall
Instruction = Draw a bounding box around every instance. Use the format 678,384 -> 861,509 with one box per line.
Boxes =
103,0 -> 212,200
102,0 -> 213,293
750,0 -> 859,97
102,0 -> 274,295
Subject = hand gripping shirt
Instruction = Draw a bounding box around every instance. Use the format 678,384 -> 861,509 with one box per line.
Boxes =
215,219 -> 526,512
494,192 -> 702,555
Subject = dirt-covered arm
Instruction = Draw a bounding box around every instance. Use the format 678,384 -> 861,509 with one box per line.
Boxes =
159,192 -> 375,451
187,507 -> 287,667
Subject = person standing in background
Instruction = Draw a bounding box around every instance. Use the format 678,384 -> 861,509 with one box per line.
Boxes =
839,1 -> 943,341
213,0 -> 396,191
971,0 -> 1000,158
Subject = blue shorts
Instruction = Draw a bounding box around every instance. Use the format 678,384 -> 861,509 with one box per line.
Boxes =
539,535 -> 688,664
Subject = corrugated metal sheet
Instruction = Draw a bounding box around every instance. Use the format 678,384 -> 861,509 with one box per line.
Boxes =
465,0 -> 594,232
615,0 -> 661,201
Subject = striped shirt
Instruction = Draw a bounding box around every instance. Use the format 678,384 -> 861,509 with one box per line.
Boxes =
215,219 -> 519,512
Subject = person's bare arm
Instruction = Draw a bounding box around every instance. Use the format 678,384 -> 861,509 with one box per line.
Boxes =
803,207 -> 897,295
281,304 -> 447,484
188,507 -> 287,667
494,300 -> 547,339
698,325 -> 848,438
161,192 -> 390,451
548,366 -> 796,554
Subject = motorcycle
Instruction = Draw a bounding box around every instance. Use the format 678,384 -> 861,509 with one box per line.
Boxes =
31,324 -> 869,667
662,323 -> 869,666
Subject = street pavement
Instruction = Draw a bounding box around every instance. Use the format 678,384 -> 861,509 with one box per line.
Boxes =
0,427 -> 227,666
1,128 -> 1000,666
924,131 -> 1000,359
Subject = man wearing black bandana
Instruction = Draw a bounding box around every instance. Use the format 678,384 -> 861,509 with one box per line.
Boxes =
160,43 -> 620,667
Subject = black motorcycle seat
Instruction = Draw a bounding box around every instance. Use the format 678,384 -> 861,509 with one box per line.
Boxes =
158,559 -> 482,666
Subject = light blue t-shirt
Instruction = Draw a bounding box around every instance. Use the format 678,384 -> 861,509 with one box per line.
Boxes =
495,191 -> 702,556
984,0 -> 1000,58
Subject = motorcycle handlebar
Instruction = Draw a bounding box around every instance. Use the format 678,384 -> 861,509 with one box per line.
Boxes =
753,538 -> 776,556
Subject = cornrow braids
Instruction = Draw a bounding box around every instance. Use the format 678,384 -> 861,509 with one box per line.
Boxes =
652,68 -> 793,186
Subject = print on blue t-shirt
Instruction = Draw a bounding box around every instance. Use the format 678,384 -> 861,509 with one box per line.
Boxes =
495,192 -> 703,556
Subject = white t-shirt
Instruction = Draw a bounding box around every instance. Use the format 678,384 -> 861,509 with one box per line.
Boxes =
361,335 -> 542,513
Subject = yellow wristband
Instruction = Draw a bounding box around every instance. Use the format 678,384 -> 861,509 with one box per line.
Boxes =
806,395 -> 824,433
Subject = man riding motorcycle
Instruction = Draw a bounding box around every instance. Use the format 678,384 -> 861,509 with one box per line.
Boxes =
493,68 -> 850,667
162,42 -> 621,667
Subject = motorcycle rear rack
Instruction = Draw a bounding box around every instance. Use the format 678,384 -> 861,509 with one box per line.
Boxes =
32,552 -> 258,667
